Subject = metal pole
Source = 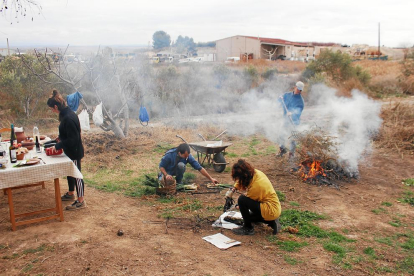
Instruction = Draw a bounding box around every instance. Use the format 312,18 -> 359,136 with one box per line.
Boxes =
378,22 -> 380,58
7,38 -> 10,56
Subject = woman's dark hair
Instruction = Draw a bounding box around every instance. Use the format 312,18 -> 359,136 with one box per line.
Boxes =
47,89 -> 67,111
177,143 -> 191,154
231,159 -> 255,188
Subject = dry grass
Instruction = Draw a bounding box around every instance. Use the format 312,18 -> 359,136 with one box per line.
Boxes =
354,60 -> 402,77
355,60 -> 406,97
377,101 -> 414,154
229,59 -> 306,74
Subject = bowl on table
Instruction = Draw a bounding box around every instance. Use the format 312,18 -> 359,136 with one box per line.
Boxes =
16,152 -> 25,160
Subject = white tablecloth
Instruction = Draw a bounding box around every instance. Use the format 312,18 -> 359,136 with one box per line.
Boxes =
0,147 -> 83,189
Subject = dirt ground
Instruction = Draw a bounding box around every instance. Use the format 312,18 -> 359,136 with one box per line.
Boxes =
0,121 -> 413,275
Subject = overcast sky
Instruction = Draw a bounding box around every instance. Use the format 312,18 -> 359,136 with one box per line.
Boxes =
0,0 -> 413,49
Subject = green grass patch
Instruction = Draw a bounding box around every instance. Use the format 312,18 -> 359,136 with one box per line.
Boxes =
88,171 -> 158,197
123,169 -> 134,176
381,201 -> 393,207
23,244 -> 46,255
401,236 -> 414,250
224,166 -> 231,173
157,197 -> 182,204
276,191 -> 286,202
183,172 -> 196,184
264,145 -> 277,155
280,209 -> 325,227
225,152 -> 238,158
22,264 -> 33,273
284,255 -> 299,265
289,201 -> 300,207
324,242 -> 348,264
402,178 -> 414,186
375,236 -> 394,246
363,247 -> 377,259
206,205 -> 223,211
153,142 -> 174,153
267,236 -> 308,252
400,191 -> 414,206
375,266 -> 394,273
2,253 -> 19,259
389,218 -> 402,227
397,257 -> 414,274
159,199 -> 204,219
250,136 -> 261,146
371,207 -> 387,214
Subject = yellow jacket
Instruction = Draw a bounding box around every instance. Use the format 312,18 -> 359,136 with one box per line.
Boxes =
234,169 -> 281,221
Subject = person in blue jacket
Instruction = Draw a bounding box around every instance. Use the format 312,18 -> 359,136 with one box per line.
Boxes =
159,143 -> 219,185
277,81 -> 305,158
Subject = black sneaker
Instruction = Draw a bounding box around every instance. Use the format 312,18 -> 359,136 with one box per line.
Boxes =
66,200 -> 86,211
276,147 -> 287,157
232,226 -> 255,236
61,192 -> 75,201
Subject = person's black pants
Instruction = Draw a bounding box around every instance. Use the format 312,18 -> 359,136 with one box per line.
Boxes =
238,195 -> 266,229
67,159 -> 85,198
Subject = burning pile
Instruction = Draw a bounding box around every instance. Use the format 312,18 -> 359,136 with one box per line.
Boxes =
292,126 -> 357,187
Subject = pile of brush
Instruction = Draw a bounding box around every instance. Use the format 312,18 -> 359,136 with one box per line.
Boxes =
293,126 -> 356,187
377,101 -> 414,156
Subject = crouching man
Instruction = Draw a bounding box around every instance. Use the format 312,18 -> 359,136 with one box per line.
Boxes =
159,143 -> 219,185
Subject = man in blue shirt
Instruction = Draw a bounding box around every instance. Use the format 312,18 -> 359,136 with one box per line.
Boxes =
159,143 -> 219,185
277,81 -> 305,158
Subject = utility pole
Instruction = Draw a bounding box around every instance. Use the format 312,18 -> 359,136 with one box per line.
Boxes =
7,38 -> 10,56
378,22 -> 380,58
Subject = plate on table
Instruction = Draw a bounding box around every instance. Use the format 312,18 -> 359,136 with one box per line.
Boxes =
26,158 -> 41,165
14,158 -> 40,167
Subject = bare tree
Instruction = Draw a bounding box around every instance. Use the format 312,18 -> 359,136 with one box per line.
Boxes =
18,47 -> 135,138
262,46 -> 278,60
1,0 -> 41,22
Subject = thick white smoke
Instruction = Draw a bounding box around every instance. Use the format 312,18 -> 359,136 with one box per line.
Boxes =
200,82 -> 382,175
306,84 -> 382,173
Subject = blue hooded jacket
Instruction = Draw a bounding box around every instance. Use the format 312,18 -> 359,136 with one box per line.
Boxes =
159,148 -> 202,176
280,92 -> 304,125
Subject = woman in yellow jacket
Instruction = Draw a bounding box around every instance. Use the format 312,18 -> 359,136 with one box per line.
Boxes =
231,159 -> 282,235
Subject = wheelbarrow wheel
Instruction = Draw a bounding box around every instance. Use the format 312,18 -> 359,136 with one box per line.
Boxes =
213,153 -> 226,173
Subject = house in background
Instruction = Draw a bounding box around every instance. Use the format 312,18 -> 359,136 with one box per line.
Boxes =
215,35 -> 339,62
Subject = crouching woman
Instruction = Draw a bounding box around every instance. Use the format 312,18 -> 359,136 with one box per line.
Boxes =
231,159 -> 282,235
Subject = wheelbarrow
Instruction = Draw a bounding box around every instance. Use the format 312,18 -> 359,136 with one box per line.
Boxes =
176,130 -> 232,173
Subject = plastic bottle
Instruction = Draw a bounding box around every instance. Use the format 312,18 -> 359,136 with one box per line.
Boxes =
33,126 -> 40,144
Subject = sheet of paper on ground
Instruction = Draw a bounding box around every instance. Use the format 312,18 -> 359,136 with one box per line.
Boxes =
202,233 -> 241,250
212,211 -> 242,229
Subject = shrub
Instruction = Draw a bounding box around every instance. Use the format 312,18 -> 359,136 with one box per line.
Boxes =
261,67 -> 278,80
304,50 -> 371,88
243,64 -> 259,88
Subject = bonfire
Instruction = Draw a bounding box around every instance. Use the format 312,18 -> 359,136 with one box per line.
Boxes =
292,126 -> 357,188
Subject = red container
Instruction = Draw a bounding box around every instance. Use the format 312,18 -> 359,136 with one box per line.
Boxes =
45,148 -> 63,156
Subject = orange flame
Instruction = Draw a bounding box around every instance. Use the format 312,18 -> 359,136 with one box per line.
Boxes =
300,160 -> 326,181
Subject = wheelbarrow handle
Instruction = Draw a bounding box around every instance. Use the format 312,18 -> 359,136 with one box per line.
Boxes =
213,130 -> 227,141
176,135 -> 188,144
198,134 -> 206,141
